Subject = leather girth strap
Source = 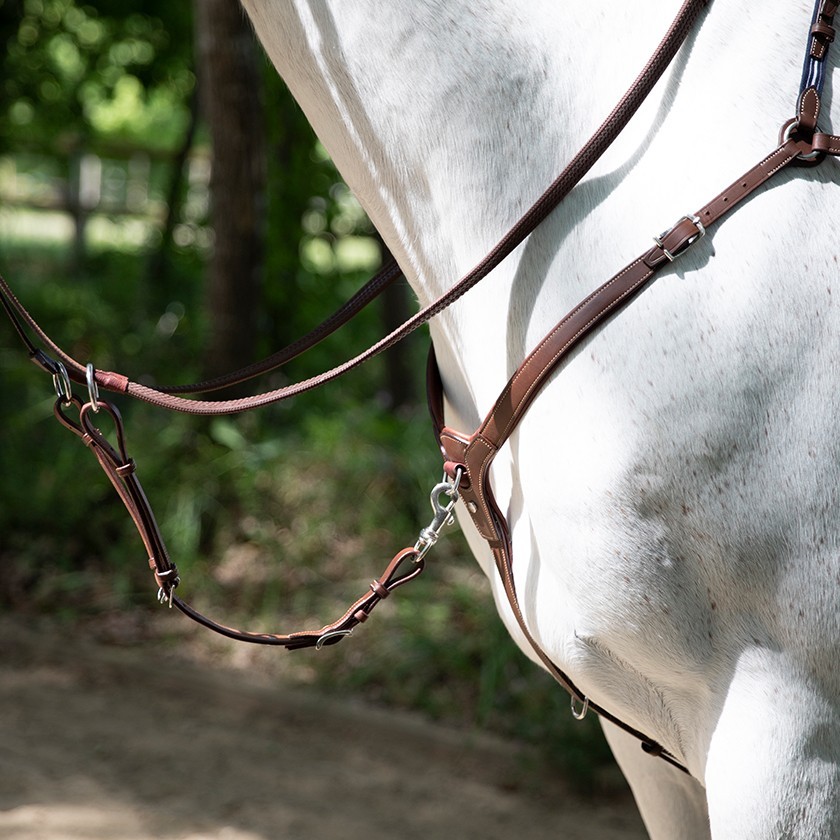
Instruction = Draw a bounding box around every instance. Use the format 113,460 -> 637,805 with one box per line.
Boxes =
428,88 -> 840,773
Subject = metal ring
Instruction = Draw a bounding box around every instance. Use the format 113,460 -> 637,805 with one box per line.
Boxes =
315,629 -> 353,650
85,363 -> 100,412
571,695 -> 590,721
52,361 -> 73,405
781,119 -> 823,161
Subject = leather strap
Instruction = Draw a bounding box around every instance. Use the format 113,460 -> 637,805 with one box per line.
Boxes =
801,0 -> 837,97
158,258 -> 403,395
430,81 -> 839,774
809,0 -> 837,63
0,0 -> 710,416
52,393 -> 427,650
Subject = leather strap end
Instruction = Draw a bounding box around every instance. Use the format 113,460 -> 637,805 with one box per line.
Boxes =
370,579 -> 390,599
812,132 -> 840,155
97,370 -> 130,393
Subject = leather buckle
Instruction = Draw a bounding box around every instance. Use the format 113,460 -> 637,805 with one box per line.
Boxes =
653,214 -> 706,262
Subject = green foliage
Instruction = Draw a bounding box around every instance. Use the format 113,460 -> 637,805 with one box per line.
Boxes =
0,0 -> 194,152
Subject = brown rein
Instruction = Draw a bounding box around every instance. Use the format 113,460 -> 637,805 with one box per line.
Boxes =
2,0 -> 710,414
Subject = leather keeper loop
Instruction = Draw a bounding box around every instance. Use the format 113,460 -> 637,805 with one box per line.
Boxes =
370,579 -> 390,599
812,20 -> 836,41
443,460 -> 465,481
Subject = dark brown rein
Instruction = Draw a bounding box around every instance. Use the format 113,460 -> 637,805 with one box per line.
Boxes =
2,0 -> 710,413
2,0 -> 839,773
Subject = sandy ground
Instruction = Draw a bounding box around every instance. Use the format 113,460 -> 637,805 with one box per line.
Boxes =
0,617 -> 647,840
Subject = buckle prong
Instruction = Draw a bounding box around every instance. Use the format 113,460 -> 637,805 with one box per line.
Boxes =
653,214 -> 706,262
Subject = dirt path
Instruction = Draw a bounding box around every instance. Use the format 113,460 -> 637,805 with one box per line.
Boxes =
0,618 -> 647,840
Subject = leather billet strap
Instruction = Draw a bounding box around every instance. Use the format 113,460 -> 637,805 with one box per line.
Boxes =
430,86 -> 839,773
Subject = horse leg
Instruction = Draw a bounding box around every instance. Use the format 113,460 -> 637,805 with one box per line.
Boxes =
602,720 -> 711,840
704,662 -> 840,839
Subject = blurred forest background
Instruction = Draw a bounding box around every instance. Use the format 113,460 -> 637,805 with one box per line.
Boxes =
0,0 -> 612,787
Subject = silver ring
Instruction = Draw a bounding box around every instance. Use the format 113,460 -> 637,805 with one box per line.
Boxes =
52,361 -> 73,405
86,363 -> 100,412
781,120 -> 822,161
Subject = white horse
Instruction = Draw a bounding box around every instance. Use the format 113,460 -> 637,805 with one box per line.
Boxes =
239,2 -> 840,837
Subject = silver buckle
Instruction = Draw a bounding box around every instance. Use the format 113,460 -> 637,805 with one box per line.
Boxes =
653,214 -> 705,262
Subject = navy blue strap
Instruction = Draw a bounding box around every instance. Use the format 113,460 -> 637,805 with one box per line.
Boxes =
799,0 -> 837,98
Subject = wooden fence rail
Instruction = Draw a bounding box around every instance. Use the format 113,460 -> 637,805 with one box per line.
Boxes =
0,141 -> 209,261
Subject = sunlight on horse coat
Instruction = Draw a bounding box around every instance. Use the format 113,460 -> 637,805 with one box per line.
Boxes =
240,2 -> 840,837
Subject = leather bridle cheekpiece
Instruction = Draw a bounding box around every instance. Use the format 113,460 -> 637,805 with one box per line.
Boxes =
1,0 -> 838,774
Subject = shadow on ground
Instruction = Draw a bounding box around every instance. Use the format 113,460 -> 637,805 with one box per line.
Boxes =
0,616 -> 647,840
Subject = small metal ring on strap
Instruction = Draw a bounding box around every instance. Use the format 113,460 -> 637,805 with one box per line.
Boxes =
52,361 -> 73,405
315,628 -> 353,650
86,363 -> 100,412
571,695 -> 590,721
781,119 -> 824,161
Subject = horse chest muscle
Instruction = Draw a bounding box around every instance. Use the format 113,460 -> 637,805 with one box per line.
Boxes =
242,0 -> 840,775
495,183 -> 840,725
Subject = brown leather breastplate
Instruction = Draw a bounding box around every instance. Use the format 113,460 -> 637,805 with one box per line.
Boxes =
2,0 -> 839,776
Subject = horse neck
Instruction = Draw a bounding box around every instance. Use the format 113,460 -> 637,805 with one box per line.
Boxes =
242,0 -> 823,426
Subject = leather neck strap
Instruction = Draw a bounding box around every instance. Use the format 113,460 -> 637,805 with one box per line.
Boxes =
428,60 -> 840,773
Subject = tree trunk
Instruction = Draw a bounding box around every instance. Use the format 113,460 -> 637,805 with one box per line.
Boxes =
145,89 -> 199,302
193,0 -> 265,380
378,241 -> 418,411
